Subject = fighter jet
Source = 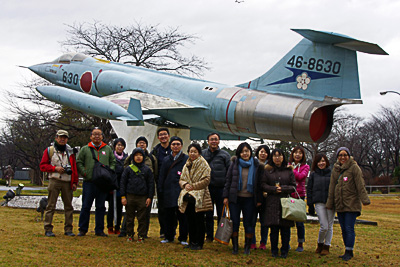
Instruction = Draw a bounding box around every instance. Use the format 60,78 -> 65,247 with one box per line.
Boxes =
28,29 -> 387,143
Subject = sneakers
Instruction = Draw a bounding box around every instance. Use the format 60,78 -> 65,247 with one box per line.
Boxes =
77,231 -> 86,236
180,241 -> 189,246
250,244 -> 257,250
160,239 -> 173,244
114,229 -> 121,235
64,232 -> 75,236
259,243 -> 267,250
137,236 -> 144,243
45,231 -> 55,237
108,227 -> 114,235
127,236 -> 133,242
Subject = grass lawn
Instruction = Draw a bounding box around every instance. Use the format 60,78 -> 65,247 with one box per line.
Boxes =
0,196 -> 399,266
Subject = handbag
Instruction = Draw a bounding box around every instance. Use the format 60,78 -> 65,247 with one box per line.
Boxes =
280,188 -> 307,222
214,204 -> 233,245
90,148 -> 118,192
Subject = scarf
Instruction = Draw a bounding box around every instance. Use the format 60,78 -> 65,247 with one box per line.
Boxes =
114,151 -> 124,160
54,141 -> 66,152
292,162 -> 302,172
238,157 -> 255,193
178,156 -> 210,209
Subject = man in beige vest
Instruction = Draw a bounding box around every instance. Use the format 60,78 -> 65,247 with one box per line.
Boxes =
39,130 -> 79,237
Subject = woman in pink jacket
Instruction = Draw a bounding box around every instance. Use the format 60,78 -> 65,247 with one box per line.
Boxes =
289,146 -> 310,252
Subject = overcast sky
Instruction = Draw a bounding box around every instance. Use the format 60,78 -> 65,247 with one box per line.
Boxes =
1,0 -> 399,124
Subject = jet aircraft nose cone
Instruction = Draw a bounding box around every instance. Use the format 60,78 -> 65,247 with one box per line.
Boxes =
28,64 -> 43,75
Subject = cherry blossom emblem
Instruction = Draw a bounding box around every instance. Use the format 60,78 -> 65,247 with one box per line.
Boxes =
296,72 -> 311,90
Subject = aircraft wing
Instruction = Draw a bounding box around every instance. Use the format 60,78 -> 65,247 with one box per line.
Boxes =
102,91 -> 206,115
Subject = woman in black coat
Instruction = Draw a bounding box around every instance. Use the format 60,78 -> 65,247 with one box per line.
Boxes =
223,142 -> 264,255
260,148 -> 296,259
307,153 -> 334,256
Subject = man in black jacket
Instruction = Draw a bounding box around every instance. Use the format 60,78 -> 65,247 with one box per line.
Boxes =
150,128 -> 171,239
202,133 -> 231,242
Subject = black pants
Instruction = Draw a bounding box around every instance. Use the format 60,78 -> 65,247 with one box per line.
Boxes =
157,192 -> 167,235
165,206 -> 188,242
205,185 -> 224,238
185,202 -> 205,247
107,191 -> 123,230
270,225 -> 290,254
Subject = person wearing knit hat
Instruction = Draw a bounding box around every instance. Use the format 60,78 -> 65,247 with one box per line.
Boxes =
169,136 -> 183,146
136,136 -> 148,148
336,147 -> 351,158
159,136 -> 189,245
326,147 -> 370,261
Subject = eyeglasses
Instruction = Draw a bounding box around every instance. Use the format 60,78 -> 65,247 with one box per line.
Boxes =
171,143 -> 181,146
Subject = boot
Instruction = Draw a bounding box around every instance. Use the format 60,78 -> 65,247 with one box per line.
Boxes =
315,243 -> 324,253
231,232 -> 239,255
320,245 -> 330,256
342,250 -> 353,261
244,233 -> 253,255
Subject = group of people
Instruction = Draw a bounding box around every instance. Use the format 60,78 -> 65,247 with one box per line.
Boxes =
39,127 -> 370,261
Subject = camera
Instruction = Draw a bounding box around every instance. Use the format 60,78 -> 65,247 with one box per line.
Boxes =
63,164 -> 73,175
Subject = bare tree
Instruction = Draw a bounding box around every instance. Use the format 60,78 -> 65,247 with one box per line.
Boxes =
62,21 -> 209,76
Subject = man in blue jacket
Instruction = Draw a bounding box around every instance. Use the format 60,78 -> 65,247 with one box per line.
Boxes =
158,136 -> 188,245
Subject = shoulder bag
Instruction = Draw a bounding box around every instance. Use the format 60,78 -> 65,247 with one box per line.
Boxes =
90,147 -> 118,192
214,204 -> 233,245
280,188 -> 307,222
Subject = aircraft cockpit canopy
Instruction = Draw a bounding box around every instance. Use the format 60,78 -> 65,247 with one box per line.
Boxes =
51,53 -> 88,64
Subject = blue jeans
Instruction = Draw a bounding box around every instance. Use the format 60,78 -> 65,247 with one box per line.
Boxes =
229,196 -> 256,234
337,212 -> 358,250
78,181 -> 108,234
292,196 -> 305,243
205,185 -> 224,238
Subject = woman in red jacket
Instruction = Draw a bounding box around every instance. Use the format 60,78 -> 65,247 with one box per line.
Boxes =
289,146 -> 310,252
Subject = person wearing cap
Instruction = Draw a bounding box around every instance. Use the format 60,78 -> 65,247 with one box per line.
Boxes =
150,128 -> 172,239
120,147 -> 154,243
158,136 -> 189,245
39,129 -> 79,237
4,165 -> 14,187
76,127 -> 116,237
326,147 -> 370,261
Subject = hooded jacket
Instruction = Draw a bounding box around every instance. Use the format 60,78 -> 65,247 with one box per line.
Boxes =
120,148 -> 154,198
326,157 -> 370,214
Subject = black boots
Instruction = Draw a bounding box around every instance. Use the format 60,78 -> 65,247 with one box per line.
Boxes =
340,249 -> 354,261
244,233 -> 253,255
232,232 -> 239,255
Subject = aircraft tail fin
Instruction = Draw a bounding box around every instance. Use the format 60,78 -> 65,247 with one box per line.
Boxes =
237,29 -> 388,100
117,98 -> 144,126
